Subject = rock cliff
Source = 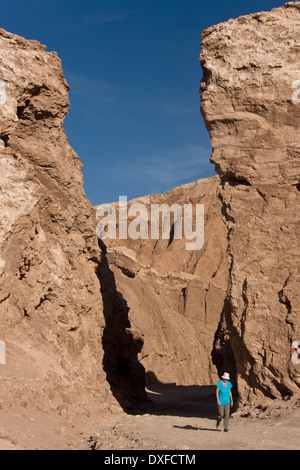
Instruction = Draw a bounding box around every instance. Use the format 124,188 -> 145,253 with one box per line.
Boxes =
2,0 -> 299,419
200,2 -> 300,403
0,28 -> 146,414
97,176 -> 229,386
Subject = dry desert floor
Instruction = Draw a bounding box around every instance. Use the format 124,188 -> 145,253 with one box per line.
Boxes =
0,384 -> 299,450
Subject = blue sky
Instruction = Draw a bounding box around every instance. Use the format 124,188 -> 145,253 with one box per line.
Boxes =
1,0 -> 285,204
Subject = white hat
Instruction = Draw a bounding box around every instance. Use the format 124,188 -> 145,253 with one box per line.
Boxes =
221,372 -> 230,380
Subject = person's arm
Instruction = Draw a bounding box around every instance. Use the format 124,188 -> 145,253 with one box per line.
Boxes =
230,389 -> 233,407
216,387 -> 220,406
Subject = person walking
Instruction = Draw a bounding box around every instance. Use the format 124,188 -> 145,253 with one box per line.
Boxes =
216,372 -> 233,432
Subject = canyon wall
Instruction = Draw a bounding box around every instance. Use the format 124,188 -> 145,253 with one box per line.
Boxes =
2,0 -> 298,416
200,2 -> 300,403
0,26 -> 228,415
97,176 -> 230,386
0,28 -> 146,414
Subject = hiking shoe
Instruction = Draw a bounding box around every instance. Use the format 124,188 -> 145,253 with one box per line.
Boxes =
224,428 -> 229,432
216,421 -> 220,430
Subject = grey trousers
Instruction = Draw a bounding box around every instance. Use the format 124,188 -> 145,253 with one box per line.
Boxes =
217,404 -> 230,430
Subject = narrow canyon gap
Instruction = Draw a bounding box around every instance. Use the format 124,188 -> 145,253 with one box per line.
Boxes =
1,1 -> 300,417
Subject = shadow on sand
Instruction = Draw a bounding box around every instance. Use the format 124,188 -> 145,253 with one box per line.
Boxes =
144,373 -> 237,422
145,381 -> 218,419
97,239 -> 237,422
173,425 -> 220,432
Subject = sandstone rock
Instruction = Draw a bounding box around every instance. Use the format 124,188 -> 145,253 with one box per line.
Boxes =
0,28 -> 146,413
200,2 -> 300,403
3,0 -> 298,419
97,177 -> 229,385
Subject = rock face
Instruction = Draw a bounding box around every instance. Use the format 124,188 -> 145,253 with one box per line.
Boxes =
200,2 -> 300,403
97,176 -> 229,386
0,29 -> 146,413
3,0 -> 299,417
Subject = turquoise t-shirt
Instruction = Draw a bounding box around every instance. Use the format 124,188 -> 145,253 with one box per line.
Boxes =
216,380 -> 232,405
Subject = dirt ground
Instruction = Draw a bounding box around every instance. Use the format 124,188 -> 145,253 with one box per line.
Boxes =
0,384 -> 299,450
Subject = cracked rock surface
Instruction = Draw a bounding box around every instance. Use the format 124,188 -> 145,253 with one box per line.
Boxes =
200,2 -> 300,403
0,28 -> 146,414
97,176 -> 230,386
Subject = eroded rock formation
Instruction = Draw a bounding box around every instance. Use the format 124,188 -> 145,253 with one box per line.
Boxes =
97,176 -> 229,386
0,28 -> 146,413
2,0 -> 299,419
200,2 -> 300,403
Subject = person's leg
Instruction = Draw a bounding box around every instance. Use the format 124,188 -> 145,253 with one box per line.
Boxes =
216,405 -> 224,429
224,403 -> 230,431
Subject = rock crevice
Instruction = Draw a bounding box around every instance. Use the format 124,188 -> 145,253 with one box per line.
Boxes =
200,2 -> 300,403
0,28 -> 146,413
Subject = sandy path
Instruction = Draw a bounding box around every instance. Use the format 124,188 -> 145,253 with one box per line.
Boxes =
85,384 -> 300,451
0,384 -> 299,450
